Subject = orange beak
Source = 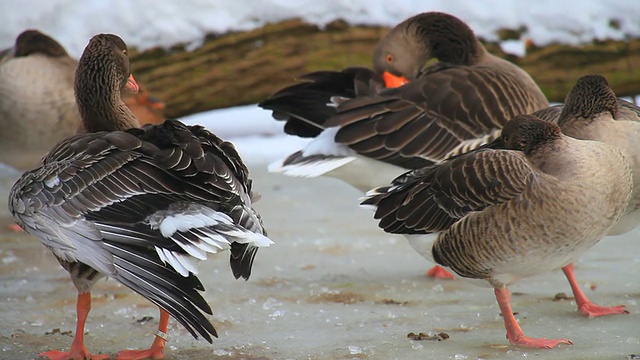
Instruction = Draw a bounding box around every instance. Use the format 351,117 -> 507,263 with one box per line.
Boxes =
382,71 -> 409,88
125,74 -> 139,94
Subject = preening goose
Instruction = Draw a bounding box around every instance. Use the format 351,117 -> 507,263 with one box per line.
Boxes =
263,12 -> 548,279
361,115 -> 632,348
9,34 -> 271,360
263,12 -> 548,192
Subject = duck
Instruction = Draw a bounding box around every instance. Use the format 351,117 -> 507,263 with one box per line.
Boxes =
361,114 -> 632,348
262,12 -> 549,279
8,33 -> 272,360
0,29 -> 168,170
0,29 -> 80,170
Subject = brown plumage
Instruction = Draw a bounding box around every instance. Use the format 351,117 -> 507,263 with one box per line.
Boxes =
555,75 -> 640,237
263,12 -> 548,198
327,12 -> 549,169
9,34 -> 271,360
362,115 -> 632,348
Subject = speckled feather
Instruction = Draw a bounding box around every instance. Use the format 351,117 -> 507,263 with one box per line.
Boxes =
362,115 -> 632,286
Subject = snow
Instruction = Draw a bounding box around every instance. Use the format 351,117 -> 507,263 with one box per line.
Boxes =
181,105 -> 310,163
2,1 -> 640,58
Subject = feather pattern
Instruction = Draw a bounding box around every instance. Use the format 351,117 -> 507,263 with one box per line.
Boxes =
361,114 -> 632,285
9,119 -> 271,342
259,67 -> 382,138
260,12 -> 548,192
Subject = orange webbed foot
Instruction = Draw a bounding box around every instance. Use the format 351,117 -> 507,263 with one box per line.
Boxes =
425,265 -> 455,279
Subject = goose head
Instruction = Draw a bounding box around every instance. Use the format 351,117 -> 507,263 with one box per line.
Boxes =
74,33 -> 140,133
373,12 -> 486,86
489,114 -> 562,155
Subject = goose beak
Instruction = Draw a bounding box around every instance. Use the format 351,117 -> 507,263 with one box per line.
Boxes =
382,71 -> 409,88
125,74 -> 139,94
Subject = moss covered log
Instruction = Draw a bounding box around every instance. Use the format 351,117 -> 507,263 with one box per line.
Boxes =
128,19 -> 640,118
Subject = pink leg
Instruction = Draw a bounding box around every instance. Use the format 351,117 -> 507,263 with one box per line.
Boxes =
562,263 -> 628,317
494,288 -> 572,348
425,265 -> 455,279
115,308 -> 169,359
39,292 -> 109,360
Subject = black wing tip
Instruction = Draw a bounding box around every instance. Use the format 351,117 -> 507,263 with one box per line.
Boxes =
230,243 -> 259,280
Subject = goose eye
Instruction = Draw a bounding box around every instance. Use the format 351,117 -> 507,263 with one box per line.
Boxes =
386,54 -> 393,63
122,49 -> 127,56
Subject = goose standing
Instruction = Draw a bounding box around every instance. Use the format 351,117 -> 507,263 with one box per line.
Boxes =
361,115 -> 632,347
9,34 -> 271,360
540,75 -> 640,316
263,12 -> 548,278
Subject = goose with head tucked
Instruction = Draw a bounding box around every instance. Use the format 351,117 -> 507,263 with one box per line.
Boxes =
361,115 -> 632,348
0,29 -> 80,170
8,34 -> 271,360
534,75 -> 640,316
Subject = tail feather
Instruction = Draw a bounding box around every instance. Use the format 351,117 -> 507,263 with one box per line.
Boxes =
103,241 -> 218,342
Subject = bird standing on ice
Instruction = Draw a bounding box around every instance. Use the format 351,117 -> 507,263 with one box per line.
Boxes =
362,115 -> 631,348
9,34 -> 272,360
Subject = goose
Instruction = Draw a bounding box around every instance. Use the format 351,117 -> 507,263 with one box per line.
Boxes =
8,34 -> 271,360
263,12 -> 548,278
361,115 -> 632,348
553,75 -> 640,236
0,29 -> 80,170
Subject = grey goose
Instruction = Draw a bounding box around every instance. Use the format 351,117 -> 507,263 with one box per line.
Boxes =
8,34 -> 271,360
361,115 -> 632,347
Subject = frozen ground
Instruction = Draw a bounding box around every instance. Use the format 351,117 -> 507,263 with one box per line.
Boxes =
0,159 -> 638,360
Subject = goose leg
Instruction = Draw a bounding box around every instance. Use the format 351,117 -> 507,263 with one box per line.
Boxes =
495,288 -> 572,348
562,263 -> 628,317
425,265 -> 455,279
39,292 -> 109,360
115,308 -> 169,360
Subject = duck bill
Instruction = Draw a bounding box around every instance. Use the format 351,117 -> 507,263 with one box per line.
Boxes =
125,74 -> 139,94
382,71 -> 409,88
